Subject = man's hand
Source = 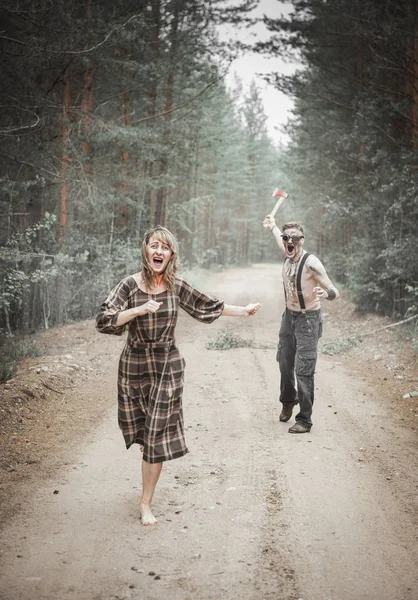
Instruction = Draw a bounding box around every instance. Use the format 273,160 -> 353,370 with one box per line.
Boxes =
263,216 -> 285,254
313,286 -> 327,300
263,215 -> 276,230
313,287 -> 337,301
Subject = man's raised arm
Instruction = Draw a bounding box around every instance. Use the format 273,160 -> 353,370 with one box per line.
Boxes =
263,215 -> 285,254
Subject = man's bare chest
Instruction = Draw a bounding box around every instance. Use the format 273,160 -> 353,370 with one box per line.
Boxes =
282,255 -> 315,300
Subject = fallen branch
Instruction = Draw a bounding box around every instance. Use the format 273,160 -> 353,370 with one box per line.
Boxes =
40,379 -> 65,395
321,313 -> 418,356
251,342 -> 276,350
347,313 -> 418,340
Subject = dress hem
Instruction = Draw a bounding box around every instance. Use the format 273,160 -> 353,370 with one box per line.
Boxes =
125,440 -> 189,463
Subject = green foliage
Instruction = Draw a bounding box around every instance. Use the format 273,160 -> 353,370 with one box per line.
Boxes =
256,0 -> 418,319
206,328 -> 253,350
320,337 -> 361,356
0,0 -> 283,336
0,334 -> 44,382
0,269 -> 30,313
0,216 -> 92,331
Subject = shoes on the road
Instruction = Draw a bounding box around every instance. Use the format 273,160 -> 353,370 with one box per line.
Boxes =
279,403 -> 295,422
288,422 -> 311,434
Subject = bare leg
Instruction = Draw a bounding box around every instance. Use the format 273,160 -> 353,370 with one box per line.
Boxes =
140,460 -> 162,525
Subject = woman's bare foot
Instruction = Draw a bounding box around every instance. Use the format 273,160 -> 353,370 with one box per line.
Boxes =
139,502 -> 157,526
140,460 -> 162,525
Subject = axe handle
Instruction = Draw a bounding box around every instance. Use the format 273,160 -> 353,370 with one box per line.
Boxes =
270,196 -> 286,218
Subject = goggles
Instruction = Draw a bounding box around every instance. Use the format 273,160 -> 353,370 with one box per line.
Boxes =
281,234 -> 304,243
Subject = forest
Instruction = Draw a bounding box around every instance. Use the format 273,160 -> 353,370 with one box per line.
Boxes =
259,0 -> 418,318
1,0 -> 417,374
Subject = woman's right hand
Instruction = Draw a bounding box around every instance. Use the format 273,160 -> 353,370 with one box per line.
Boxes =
139,300 -> 163,315
115,301 -> 163,326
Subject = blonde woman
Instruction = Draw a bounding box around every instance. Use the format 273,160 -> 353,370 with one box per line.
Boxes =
96,225 -> 260,525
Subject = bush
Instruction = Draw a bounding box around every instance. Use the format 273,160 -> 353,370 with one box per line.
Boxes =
206,329 -> 252,351
0,334 -> 43,382
320,337 -> 361,356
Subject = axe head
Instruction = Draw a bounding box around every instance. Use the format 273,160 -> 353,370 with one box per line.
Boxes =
272,188 -> 289,199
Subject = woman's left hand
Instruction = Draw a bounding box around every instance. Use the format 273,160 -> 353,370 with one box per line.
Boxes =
245,303 -> 261,316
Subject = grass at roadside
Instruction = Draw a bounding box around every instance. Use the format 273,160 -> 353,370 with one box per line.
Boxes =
0,335 -> 44,382
206,328 -> 253,351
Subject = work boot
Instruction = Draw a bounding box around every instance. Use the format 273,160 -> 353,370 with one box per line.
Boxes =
288,422 -> 311,434
279,403 -> 295,422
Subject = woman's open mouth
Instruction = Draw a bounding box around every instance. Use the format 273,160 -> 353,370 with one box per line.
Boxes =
152,256 -> 164,268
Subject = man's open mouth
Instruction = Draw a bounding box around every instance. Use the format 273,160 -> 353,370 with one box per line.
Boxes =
286,244 -> 295,254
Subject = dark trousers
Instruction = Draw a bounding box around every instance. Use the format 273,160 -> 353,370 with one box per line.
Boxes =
276,308 -> 322,428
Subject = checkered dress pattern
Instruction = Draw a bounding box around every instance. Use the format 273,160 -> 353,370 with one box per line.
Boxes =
96,276 -> 224,463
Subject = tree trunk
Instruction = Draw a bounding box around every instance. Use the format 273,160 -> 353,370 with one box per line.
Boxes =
358,33 -> 366,164
154,2 -> 180,226
58,68 -> 72,248
119,87 -> 131,227
410,2 -> 418,148
143,0 -> 161,228
81,62 -> 96,175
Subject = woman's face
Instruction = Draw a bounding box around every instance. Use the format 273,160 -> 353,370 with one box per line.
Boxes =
146,235 -> 173,274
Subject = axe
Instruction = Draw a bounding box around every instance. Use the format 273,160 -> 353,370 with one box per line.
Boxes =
270,188 -> 289,217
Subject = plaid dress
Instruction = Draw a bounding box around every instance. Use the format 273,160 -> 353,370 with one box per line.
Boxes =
96,276 -> 224,463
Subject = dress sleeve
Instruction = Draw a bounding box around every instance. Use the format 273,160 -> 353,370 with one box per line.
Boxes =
177,278 -> 224,323
95,278 -> 131,335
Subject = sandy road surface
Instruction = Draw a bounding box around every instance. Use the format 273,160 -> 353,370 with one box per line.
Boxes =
1,265 -> 418,600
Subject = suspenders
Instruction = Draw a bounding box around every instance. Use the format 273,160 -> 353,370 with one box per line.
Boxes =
283,252 -> 311,312
296,252 -> 310,312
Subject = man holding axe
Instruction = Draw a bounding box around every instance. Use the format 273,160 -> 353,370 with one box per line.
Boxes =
263,189 -> 339,434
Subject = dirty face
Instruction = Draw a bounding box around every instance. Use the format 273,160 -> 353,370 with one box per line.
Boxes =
146,235 -> 173,274
282,228 -> 304,261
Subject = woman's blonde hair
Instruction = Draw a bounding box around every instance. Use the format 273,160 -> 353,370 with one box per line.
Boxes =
141,225 -> 179,292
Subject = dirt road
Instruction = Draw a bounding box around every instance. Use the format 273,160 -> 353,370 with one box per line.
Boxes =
1,265 -> 418,600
